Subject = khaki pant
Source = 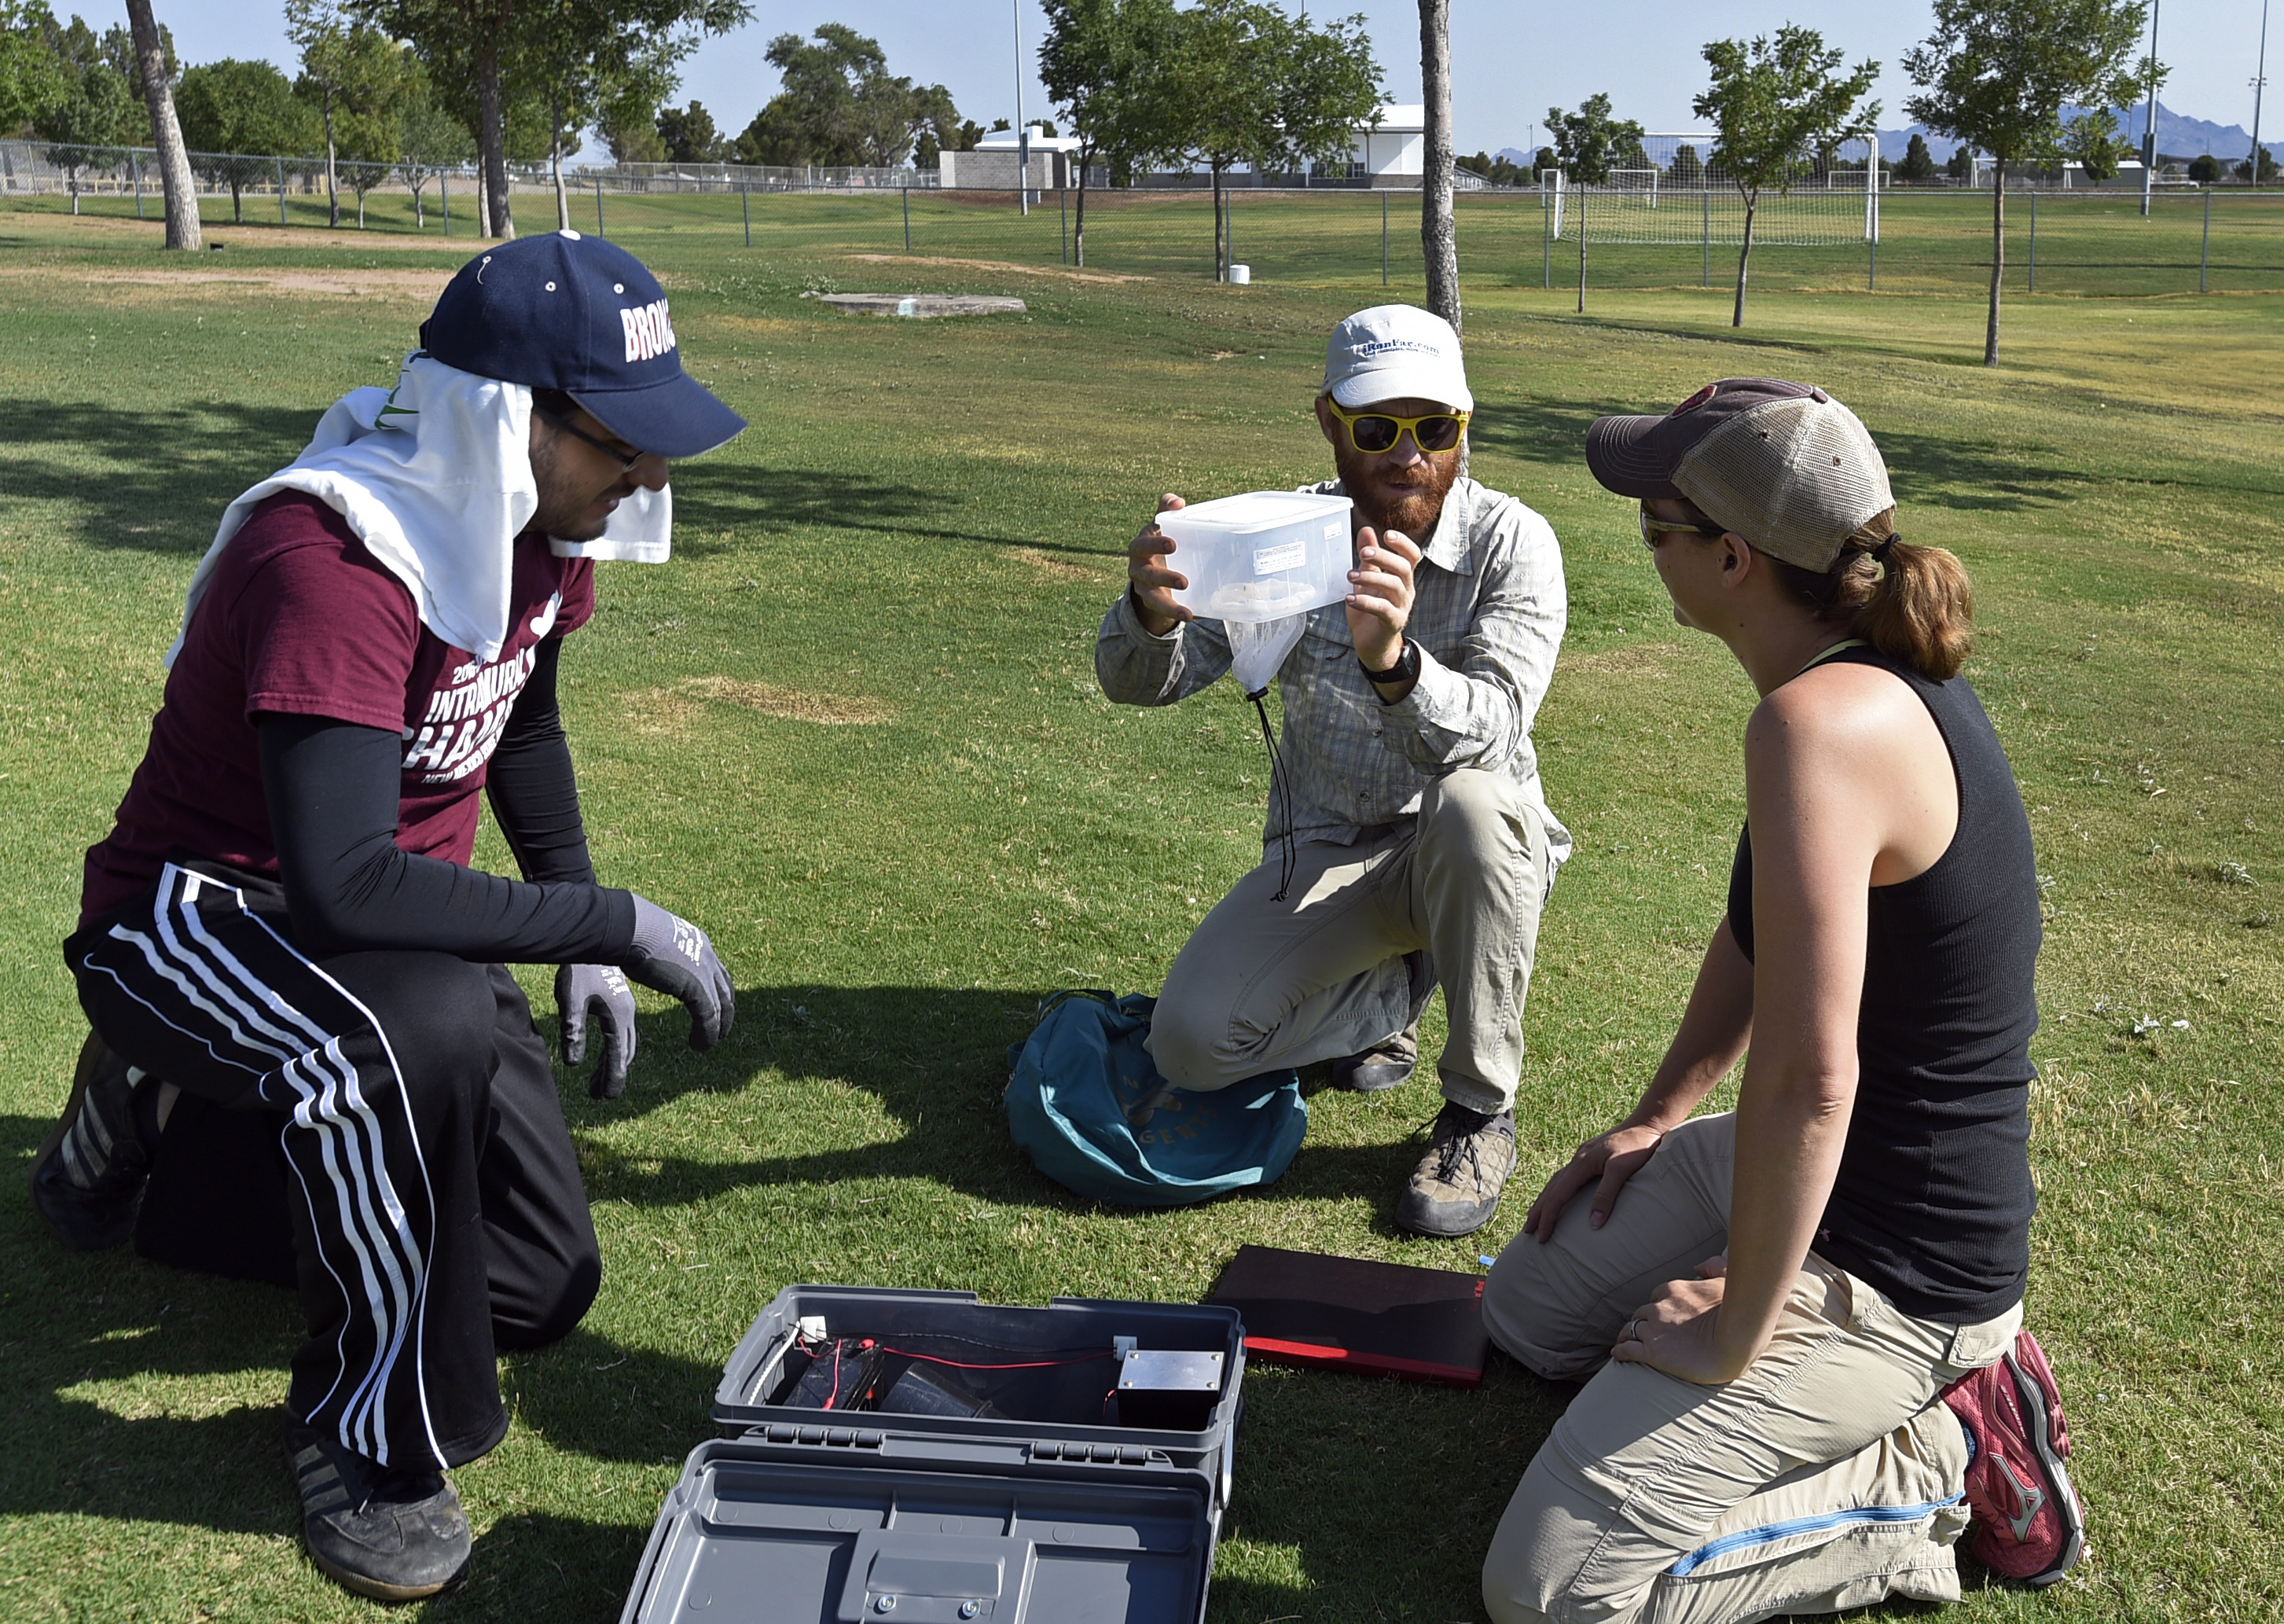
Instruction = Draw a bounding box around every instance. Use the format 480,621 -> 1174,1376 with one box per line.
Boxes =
1480,1113 -> 2020,1624
1146,769 -> 1551,1115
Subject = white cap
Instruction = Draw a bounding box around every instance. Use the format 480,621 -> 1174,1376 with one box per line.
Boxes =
1322,304 -> 1471,413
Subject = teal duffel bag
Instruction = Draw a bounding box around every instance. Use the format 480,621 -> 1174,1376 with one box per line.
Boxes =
1004,990 -> 1306,1207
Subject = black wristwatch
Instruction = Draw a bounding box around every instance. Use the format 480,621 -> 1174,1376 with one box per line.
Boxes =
1359,638 -> 1420,687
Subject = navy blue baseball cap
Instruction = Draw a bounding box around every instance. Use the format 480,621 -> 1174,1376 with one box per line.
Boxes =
419,230 -> 746,458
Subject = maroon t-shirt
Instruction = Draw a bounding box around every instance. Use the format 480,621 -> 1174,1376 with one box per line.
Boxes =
83,492 -> 595,924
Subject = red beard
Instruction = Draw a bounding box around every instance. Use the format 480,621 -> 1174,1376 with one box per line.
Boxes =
1335,442 -> 1460,542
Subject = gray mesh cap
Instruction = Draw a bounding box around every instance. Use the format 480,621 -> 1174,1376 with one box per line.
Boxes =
1585,378 -> 1894,571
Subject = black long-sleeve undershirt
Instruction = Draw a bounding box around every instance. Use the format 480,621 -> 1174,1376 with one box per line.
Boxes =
255,640 -> 635,964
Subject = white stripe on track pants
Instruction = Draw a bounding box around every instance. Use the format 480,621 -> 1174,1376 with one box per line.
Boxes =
68,861 -> 599,1472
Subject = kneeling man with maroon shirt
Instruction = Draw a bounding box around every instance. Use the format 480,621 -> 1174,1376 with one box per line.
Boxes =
32,232 -> 744,1602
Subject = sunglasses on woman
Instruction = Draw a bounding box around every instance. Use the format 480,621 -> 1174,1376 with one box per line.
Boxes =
1638,503 -> 1731,549
1327,403 -> 1471,455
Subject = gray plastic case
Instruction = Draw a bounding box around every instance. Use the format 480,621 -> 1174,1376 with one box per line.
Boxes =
621,1286 -> 1246,1624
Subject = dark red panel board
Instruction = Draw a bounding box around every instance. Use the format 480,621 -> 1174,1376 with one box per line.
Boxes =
1204,1244 -> 1490,1388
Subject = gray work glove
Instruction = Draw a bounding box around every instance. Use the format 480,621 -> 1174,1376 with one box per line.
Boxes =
621,895 -> 736,1053
556,962 -> 637,1099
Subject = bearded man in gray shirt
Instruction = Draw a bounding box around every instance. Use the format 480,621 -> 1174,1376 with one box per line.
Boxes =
1096,304 -> 1570,1236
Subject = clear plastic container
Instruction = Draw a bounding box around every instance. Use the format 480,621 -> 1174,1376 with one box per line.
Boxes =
1158,491 -> 1354,624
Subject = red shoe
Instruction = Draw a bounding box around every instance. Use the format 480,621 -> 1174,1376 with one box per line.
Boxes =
1940,1328 -> 2086,1585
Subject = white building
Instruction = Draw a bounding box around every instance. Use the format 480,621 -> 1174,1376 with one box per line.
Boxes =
1350,104 -> 1424,182
940,124 -> 1082,189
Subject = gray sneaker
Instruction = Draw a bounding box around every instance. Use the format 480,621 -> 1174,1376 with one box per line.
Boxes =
1331,1020 -> 1419,1093
1395,1100 -> 1516,1237
30,1033 -> 153,1252
286,1423 -> 471,1601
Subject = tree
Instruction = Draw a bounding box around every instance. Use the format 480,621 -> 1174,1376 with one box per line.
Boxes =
1904,0 -> 2153,366
1945,142 -> 1974,179
1693,27 -> 1879,327
2062,105 -> 2123,178
598,97 -> 663,160
1419,0 -> 1456,327
735,24 -> 957,168
394,56 -> 470,226
357,0 -> 746,239
2,3 -> 72,137
1896,130 -> 1938,180
1669,141 -> 1706,186
121,0 -> 198,247
2236,144 -> 2277,183
176,57 -> 319,222
288,1 -> 408,227
655,99 -> 719,162
2187,151 -> 2222,183
1547,92 -> 1643,311
32,48 -> 138,211
1040,0 -> 1178,267
1158,0 -> 1380,281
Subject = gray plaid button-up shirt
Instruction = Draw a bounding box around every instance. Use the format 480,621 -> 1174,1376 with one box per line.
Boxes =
1096,475 -> 1571,869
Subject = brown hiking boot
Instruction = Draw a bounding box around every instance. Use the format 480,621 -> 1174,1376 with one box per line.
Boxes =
1395,1100 -> 1515,1236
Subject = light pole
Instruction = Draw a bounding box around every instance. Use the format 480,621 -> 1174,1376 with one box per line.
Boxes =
2141,0 -> 2162,216
2253,0 -> 2271,189
1013,0 -> 1030,218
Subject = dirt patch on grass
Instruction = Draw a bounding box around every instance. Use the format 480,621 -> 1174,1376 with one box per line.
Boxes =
842,252 -> 1145,285
1009,546 -> 1111,582
628,674 -> 891,733
4,213 -> 468,252
716,314 -> 804,335
0,264 -> 453,299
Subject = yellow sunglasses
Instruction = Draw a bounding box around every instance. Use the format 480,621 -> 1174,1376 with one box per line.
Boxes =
1327,402 -> 1471,454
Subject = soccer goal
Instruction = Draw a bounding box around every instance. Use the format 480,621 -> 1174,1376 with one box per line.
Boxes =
1549,134 -> 1881,246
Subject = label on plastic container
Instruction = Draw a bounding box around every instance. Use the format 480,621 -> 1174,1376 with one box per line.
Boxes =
1323,520 -> 1345,540
1254,541 -> 1309,575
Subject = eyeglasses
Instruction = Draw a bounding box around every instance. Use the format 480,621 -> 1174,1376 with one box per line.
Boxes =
1327,403 -> 1471,455
1638,503 -> 1730,550
532,401 -> 645,472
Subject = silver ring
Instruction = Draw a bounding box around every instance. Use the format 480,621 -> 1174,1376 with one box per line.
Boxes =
1625,1318 -> 1640,1339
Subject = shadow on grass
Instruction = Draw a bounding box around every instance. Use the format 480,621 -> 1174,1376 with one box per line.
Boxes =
577,986 -> 1471,1231
0,397 -> 315,556
668,458 -> 1124,564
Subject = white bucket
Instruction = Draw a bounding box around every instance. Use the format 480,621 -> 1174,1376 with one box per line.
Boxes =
1228,263 -> 1251,285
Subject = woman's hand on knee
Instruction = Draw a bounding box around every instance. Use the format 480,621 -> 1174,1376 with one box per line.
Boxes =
1611,1256 -> 1749,1384
1522,1122 -> 1666,1243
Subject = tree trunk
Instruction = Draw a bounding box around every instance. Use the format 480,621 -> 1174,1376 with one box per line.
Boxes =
413,178 -> 424,229
1213,163 -> 1225,280
230,178 -> 241,222
1576,186 -> 1588,312
1985,156 -> 2006,366
477,43 -> 513,238
1074,142 -> 1089,267
324,98 -> 339,228
1733,188 -> 1757,327
552,90 -> 570,231
124,0 -> 200,250
1418,0 -> 1460,330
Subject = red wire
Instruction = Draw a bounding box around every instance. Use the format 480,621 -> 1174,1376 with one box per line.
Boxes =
874,1343 -> 1113,1372
821,1341 -> 843,1410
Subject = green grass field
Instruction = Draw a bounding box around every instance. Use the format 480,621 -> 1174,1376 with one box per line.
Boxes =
1,192 -> 2279,1622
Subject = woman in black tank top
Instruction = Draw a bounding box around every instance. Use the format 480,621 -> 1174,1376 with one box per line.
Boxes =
1477,380 -> 2083,1624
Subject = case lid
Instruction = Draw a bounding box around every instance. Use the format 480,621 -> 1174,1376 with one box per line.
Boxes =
620,1436 -> 1217,1624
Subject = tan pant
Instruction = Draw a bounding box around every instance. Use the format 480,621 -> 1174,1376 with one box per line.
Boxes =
1479,1113 -> 2020,1624
1146,769 -> 1551,1115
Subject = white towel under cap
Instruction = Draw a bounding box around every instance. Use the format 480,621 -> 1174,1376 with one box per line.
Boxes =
169,354 -> 671,668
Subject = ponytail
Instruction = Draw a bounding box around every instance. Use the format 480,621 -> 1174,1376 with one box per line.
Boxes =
1765,510 -> 1975,681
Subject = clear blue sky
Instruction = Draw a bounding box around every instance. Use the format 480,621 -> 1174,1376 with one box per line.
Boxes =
132,0 -> 2274,161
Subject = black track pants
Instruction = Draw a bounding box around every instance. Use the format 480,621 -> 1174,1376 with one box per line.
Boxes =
66,861 -> 600,1472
